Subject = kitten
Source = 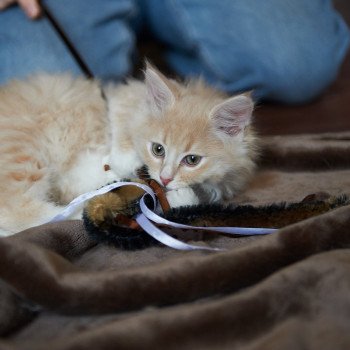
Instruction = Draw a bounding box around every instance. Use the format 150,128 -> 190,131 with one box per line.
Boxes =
0,63 -> 257,236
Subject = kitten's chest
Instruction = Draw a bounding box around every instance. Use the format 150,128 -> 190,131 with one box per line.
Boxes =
54,148 -> 117,203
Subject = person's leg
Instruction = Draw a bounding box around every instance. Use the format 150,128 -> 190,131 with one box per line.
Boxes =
43,0 -> 137,82
0,6 -> 82,85
143,0 -> 350,104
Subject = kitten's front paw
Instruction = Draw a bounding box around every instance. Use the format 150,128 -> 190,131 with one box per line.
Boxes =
166,187 -> 199,208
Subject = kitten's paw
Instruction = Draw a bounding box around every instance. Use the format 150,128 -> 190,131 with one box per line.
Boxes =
166,187 -> 199,208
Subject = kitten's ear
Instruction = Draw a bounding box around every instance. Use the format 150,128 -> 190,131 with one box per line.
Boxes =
210,94 -> 254,136
144,63 -> 175,115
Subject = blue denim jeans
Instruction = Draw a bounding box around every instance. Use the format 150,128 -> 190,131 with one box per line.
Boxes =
0,0 -> 349,103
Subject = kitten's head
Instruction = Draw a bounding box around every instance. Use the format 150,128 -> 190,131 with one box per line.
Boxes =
133,64 -> 257,199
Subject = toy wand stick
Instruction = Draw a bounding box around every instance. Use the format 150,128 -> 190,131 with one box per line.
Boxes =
41,4 -> 94,79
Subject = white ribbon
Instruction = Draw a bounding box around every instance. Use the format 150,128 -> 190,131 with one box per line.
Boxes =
49,182 -> 277,251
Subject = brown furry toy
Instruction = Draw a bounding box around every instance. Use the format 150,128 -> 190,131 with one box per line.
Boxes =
83,180 -> 350,250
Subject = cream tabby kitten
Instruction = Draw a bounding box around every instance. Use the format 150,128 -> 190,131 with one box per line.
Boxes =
0,64 -> 257,236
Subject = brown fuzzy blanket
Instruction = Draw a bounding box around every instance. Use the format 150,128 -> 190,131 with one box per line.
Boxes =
1,131 -> 350,350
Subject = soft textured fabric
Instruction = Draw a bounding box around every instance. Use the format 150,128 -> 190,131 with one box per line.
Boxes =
0,0 -> 349,103
0,6 -> 83,82
1,131 -> 350,349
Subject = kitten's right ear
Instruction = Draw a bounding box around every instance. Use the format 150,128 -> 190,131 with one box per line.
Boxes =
210,94 -> 254,137
144,62 -> 175,115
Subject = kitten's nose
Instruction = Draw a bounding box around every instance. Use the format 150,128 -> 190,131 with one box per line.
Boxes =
160,176 -> 172,186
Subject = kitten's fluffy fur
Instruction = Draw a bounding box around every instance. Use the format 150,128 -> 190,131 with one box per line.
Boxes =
0,64 -> 257,236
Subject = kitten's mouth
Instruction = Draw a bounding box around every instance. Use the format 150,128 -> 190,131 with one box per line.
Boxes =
164,183 -> 187,192
159,183 -> 174,192
148,173 -> 178,191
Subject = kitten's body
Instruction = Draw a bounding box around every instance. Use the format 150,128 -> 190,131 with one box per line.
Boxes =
0,66 -> 257,236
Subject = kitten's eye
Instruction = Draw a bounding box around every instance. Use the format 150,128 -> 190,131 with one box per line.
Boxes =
182,155 -> 202,166
151,143 -> 165,157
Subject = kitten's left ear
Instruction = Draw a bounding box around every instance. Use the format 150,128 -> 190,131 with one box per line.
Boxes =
210,94 -> 254,136
144,63 -> 175,115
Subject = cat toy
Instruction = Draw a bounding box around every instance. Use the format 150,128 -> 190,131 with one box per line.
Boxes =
76,178 -> 349,251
